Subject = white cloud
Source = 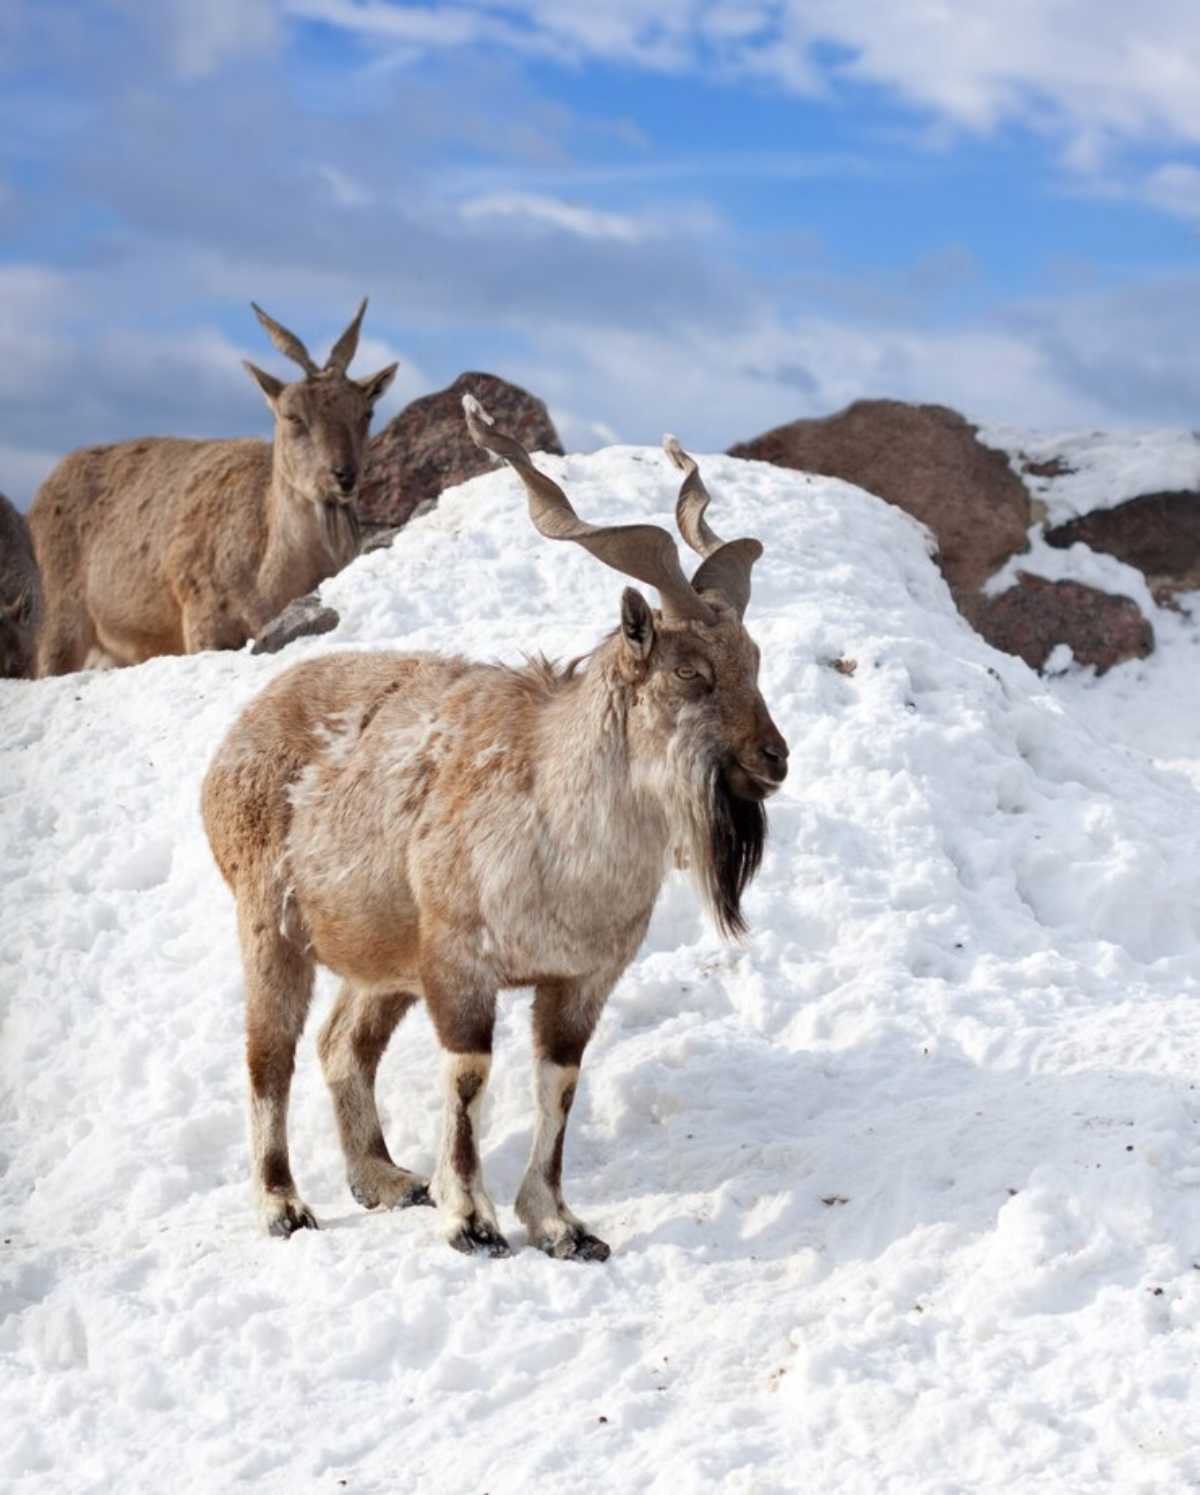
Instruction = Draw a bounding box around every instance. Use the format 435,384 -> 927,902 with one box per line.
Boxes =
315,165 -> 376,209
508,310 -> 1118,457
459,191 -> 650,243
1141,162 -> 1200,222
281,1 -> 1200,165
116,0 -> 280,78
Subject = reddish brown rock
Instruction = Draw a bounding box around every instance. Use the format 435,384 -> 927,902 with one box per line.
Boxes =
966,574 -> 1154,675
729,399 -> 1030,596
1045,491 -> 1200,601
357,371 -> 562,528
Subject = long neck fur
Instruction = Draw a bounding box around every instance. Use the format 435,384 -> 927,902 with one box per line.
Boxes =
524,649 -> 674,911
520,641 -> 765,941
256,445 -> 358,618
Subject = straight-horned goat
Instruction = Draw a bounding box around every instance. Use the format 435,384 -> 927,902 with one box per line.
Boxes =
29,301 -> 397,674
201,397 -> 788,1260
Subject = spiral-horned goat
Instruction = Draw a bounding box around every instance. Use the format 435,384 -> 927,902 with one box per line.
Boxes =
30,301 -> 396,674
201,398 -> 788,1260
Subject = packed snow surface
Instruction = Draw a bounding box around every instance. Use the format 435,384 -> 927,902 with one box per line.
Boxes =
4,445 -> 1200,1493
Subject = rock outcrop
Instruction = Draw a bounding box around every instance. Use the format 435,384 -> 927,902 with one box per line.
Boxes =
966,574 -> 1154,676
252,594 -> 339,656
729,399 -> 1030,597
1045,491 -> 1200,603
358,372 -> 562,529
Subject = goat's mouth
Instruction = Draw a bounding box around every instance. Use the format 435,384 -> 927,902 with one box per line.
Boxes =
724,759 -> 782,802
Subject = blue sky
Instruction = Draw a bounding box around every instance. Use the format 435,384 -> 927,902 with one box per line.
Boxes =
3,0 -> 1200,505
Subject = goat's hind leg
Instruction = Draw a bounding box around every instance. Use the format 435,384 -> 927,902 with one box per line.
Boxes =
318,984 -> 432,1211
241,906 -> 317,1237
516,977 -> 613,1262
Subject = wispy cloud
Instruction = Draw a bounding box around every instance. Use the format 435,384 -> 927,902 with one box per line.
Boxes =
459,192 -> 651,244
1141,162 -> 1200,223
277,2 -> 1200,166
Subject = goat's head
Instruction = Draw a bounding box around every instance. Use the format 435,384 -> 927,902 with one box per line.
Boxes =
464,396 -> 788,936
243,299 -> 397,520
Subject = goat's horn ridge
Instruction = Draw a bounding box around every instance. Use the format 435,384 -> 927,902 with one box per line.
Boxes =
250,302 -> 320,378
325,297 -> 368,375
464,399 -> 714,625
664,434 -> 762,619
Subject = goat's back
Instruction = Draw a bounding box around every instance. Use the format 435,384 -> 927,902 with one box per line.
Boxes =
30,436 -> 272,669
202,649 -> 475,890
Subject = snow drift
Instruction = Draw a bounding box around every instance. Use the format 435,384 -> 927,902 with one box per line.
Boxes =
3,446 -> 1200,1493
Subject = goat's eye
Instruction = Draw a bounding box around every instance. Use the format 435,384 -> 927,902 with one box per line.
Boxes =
287,415 -> 307,432
675,666 -> 698,680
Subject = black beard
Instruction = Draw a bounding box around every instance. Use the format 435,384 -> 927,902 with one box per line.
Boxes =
704,764 -> 767,939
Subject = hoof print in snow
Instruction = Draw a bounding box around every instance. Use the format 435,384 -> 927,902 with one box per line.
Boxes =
448,1220 -> 512,1259
268,1202 -> 319,1238
539,1228 -> 612,1263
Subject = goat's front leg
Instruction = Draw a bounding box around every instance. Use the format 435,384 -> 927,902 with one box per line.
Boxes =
424,969 -> 509,1258
517,976 -> 614,1262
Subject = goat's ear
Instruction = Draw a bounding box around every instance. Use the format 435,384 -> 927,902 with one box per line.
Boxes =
620,587 -> 655,661
357,363 -> 398,406
243,360 -> 286,407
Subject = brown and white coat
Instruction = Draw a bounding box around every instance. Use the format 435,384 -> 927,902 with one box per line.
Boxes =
202,400 -> 788,1260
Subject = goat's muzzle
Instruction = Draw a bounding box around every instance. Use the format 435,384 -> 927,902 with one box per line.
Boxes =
727,722 -> 789,801
331,463 -> 358,496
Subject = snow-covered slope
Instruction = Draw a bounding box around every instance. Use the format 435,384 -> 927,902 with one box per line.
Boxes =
4,448 -> 1200,1494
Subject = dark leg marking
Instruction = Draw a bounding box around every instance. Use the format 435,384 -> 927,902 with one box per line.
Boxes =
445,1068 -> 509,1258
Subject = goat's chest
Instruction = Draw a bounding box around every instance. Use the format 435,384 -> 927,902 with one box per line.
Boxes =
468,812 -> 664,979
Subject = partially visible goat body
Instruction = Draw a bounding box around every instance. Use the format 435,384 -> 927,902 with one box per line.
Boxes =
32,438 -> 355,667
0,492 -> 42,678
29,300 -> 395,676
202,408 -> 787,1260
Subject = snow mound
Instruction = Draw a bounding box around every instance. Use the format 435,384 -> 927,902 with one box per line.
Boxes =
4,447 -> 1200,1493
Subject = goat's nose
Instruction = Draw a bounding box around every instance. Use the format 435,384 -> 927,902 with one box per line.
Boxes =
332,464 -> 357,494
761,733 -> 789,782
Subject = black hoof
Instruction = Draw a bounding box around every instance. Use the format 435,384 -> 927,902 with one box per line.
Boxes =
269,1202 -> 319,1238
540,1227 -> 611,1263
404,1182 -> 435,1209
448,1219 -> 512,1259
